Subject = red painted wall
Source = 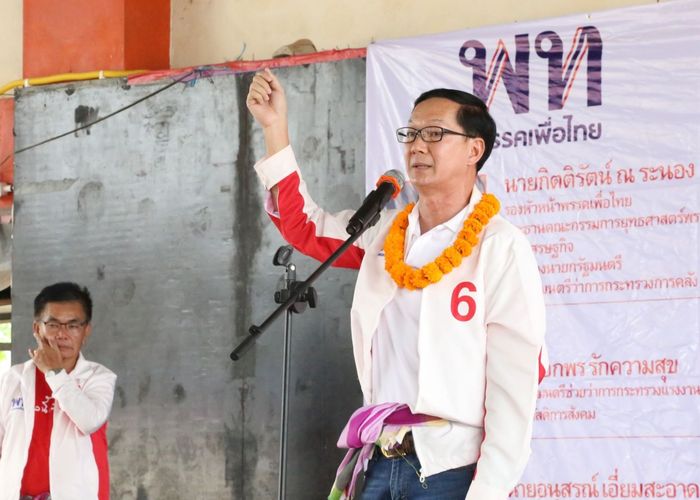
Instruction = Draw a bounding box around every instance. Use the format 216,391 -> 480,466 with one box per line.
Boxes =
125,0 -> 170,71
24,0 -> 170,78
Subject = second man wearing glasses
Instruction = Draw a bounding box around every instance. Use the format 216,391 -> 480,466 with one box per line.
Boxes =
0,282 -> 116,500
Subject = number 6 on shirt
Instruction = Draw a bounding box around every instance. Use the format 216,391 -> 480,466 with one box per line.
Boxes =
451,281 -> 477,322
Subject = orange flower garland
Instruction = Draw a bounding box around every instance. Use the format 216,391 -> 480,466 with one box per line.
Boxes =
383,193 -> 500,290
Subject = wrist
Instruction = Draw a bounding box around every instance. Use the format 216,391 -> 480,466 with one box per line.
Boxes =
262,123 -> 290,156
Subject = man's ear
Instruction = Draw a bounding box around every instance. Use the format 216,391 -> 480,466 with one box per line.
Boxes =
468,137 -> 486,168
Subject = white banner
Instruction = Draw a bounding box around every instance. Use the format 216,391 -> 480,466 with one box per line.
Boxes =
366,0 -> 700,497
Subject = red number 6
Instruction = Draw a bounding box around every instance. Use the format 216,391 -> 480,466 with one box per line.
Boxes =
451,282 -> 477,322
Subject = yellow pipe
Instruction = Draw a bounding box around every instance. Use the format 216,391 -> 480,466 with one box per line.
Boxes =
0,70 -> 149,96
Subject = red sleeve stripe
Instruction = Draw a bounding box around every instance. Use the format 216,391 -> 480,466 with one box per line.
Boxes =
272,172 -> 365,269
538,348 -> 546,384
91,423 -> 110,500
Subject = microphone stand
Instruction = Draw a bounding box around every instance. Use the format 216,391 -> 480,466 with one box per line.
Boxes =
268,245 -> 317,500
230,217 -> 373,360
230,212 -> 377,500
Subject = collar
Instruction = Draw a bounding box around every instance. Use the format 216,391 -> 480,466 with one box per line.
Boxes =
70,352 -> 87,374
406,186 -> 484,239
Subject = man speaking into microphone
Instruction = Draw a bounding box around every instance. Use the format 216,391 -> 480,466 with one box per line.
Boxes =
247,69 -> 547,500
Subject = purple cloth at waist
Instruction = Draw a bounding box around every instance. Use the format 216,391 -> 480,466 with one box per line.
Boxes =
330,403 -> 441,499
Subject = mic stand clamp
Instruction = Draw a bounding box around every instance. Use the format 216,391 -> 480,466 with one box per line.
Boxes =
274,264 -> 317,312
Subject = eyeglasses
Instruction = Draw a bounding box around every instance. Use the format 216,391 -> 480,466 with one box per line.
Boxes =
396,126 -> 475,143
41,320 -> 88,334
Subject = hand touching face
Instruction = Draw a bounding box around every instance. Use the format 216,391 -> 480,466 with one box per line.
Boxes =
29,332 -> 64,374
31,301 -> 92,374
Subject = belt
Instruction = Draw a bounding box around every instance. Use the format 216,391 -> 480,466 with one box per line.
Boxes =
379,432 -> 416,458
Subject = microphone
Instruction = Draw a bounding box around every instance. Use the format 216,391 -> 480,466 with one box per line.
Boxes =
346,170 -> 405,235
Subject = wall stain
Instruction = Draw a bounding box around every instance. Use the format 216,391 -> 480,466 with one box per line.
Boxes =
144,104 -> 177,143
77,181 -> 105,222
229,75 -> 263,498
224,382 -> 256,499
111,277 -> 136,306
332,145 -> 348,174
138,375 -> 151,403
205,431 -> 223,456
327,107 -> 334,144
173,383 -> 186,403
175,435 -> 197,464
143,102 -> 177,167
189,206 -> 212,236
231,73 -> 262,382
302,136 -> 321,159
96,265 -> 106,281
15,178 -> 77,195
74,105 -> 99,136
108,428 -> 123,453
115,385 -> 127,408
295,377 -> 311,395
136,485 -> 148,500
137,198 -> 155,216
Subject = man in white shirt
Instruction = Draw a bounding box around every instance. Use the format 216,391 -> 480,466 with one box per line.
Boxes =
0,282 -> 116,500
247,69 -> 546,500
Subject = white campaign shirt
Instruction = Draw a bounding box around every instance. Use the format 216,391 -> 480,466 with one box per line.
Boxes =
255,146 -> 548,500
371,202 -> 470,405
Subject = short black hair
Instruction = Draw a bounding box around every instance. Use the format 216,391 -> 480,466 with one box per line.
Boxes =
34,282 -> 93,322
413,89 -> 497,171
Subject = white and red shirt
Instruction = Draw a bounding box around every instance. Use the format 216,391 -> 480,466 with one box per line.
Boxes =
255,145 -> 548,500
0,354 -> 116,500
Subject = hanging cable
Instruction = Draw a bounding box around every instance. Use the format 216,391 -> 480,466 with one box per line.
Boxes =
0,69 -> 197,173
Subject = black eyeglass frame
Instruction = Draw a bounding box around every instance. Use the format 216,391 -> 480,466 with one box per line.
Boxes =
39,320 -> 88,332
396,126 -> 476,143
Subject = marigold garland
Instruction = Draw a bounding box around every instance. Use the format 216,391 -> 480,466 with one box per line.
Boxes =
383,193 -> 500,290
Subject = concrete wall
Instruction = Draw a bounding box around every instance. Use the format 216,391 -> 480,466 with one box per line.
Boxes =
170,0 -> 659,64
0,0 -> 22,86
12,59 -> 365,499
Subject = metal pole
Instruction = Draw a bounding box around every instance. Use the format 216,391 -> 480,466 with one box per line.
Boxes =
278,309 -> 292,500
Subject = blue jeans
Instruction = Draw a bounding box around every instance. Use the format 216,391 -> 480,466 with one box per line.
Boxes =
360,450 -> 476,499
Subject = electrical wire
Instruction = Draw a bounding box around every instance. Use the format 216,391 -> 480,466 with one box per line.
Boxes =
0,70 -> 147,96
0,69 -> 197,175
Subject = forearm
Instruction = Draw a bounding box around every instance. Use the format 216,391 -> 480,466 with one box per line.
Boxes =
48,371 -> 116,435
262,121 -> 288,213
263,122 -> 290,158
